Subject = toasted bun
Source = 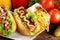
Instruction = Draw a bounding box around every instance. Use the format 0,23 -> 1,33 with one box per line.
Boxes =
17,18 -> 30,36
8,11 -> 16,33
13,11 -> 31,36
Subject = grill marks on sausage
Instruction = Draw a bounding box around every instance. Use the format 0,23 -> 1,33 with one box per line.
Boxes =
0,7 -> 10,30
17,7 -> 35,31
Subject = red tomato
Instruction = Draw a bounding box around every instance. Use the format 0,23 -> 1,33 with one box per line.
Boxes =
40,0 -> 54,10
48,9 -> 60,24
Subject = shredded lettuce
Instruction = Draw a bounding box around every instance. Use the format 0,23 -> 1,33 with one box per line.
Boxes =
6,12 -> 12,25
0,7 -> 13,37
5,12 -> 13,37
5,6 -> 10,10
2,12 -> 13,37
14,9 -> 20,20
26,9 -> 36,22
0,24 -> 4,32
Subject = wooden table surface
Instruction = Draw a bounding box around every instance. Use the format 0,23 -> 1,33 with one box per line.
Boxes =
34,31 -> 60,40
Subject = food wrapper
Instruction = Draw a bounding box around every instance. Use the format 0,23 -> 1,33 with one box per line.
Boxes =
1,3 -> 50,40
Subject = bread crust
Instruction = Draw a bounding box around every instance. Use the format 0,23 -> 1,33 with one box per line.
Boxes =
8,11 -> 16,33
13,12 -> 31,36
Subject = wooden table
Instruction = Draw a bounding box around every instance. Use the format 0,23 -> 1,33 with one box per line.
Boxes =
34,31 -> 60,40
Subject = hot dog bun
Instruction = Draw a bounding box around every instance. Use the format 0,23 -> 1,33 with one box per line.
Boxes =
13,3 -> 50,36
0,7 -> 16,37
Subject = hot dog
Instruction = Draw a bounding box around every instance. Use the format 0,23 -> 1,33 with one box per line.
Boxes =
13,3 -> 50,36
0,7 -> 16,37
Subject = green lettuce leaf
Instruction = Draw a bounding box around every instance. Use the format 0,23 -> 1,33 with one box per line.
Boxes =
0,24 -> 3,32
26,9 -> 36,22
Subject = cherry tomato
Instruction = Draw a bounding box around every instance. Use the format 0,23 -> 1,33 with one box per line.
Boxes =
40,0 -> 54,10
48,9 -> 60,24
